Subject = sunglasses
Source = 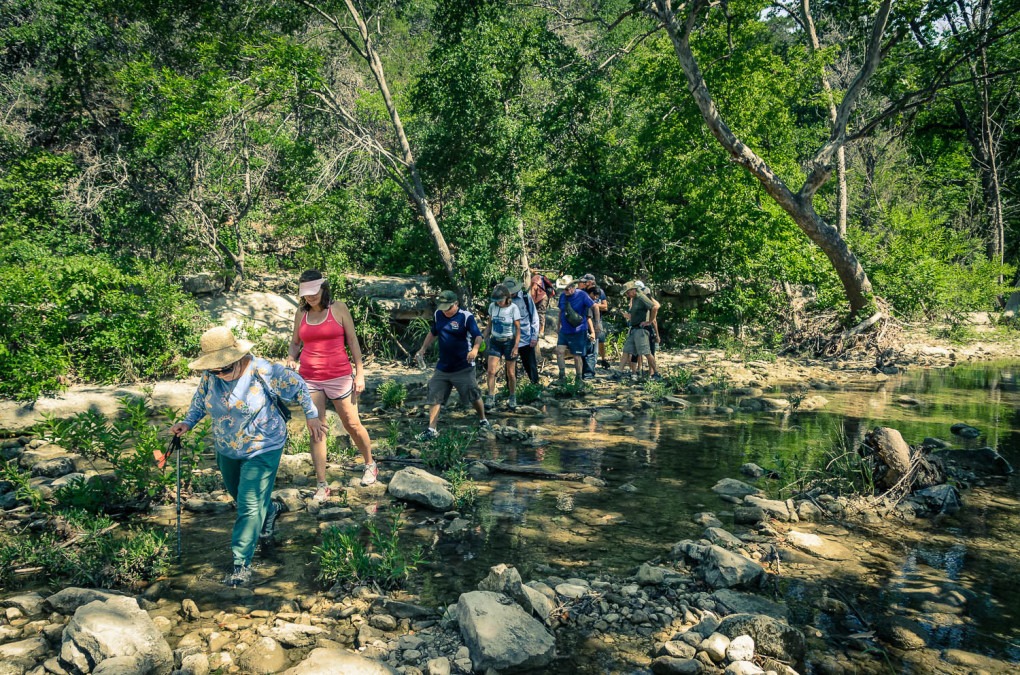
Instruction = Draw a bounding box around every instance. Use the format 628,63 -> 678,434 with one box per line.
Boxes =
206,362 -> 236,375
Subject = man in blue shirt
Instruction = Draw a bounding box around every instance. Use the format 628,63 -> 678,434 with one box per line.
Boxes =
555,275 -> 597,381
414,290 -> 490,440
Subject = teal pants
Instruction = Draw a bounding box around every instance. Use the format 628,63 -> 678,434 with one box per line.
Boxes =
217,448 -> 283,566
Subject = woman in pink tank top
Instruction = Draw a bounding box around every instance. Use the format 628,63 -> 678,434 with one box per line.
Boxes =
287,270 -> 376,495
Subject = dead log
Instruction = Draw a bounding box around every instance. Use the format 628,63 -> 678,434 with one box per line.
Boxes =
378,456 -> 586,481
864,427 -> 912,489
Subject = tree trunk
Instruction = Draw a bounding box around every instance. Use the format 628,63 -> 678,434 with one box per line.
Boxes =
801,0 -> 848,236
650,0 -> 884,314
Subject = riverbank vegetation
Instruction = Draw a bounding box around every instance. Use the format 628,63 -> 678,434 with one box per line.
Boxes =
2,0 -> 1018,401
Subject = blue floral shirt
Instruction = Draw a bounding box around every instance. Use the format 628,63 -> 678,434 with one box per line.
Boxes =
181,357 -> 317,460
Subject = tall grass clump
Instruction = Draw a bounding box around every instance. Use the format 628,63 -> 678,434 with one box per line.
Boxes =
313,505 -> 423,588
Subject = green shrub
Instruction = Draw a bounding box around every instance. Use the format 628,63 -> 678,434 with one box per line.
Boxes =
0,510 -> 171,591
0,245 -> 206,401
0,460 -> 48,513
42,396 -> 209,509
421,428 -> 475,470
515,381 -> 542,405
377,380 -> 408,409
313,505 -> 423,589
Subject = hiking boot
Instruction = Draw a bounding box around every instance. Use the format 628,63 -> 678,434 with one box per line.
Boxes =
312,484 -> 331,502
650,372 -> 662,381
478,419 -> 491,429
416,428 -> 439,442
260,501 -> 280,542
484,395 -> 495,410
361,462 -> 379,486
507,396 -> 517,410
630,373 -> 639,382
600,359 -> 610,369
225,564 -> 252,588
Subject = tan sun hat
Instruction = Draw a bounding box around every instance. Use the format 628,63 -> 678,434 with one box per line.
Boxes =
187,326 -> 254,371
555,274 -> 574,290
621,281 -> 638,294
502,278 -> 524,295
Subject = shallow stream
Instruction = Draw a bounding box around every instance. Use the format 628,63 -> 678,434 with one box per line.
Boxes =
162,361 -> 1020,669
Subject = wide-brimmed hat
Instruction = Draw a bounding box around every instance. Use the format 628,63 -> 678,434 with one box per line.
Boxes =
555,274 -> 574,290
621,281 -> 638,294
502,278 -> 523,295
436,290 -> 459,311
188,326 -> 254,371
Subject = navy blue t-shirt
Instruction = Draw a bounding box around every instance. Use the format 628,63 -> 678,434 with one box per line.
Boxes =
431,308 -> 482,372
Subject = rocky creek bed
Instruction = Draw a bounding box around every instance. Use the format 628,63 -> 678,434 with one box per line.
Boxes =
2,345 -> 1020,674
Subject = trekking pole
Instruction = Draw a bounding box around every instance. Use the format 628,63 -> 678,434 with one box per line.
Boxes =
155,435 -> 183,560
175,436 -> 182,560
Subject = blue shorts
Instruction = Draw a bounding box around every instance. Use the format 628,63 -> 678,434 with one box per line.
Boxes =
557,331 -> 588,356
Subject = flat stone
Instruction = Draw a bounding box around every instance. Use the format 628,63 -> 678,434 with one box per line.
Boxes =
650,656 -> 704,674
456,591 -> 555,672
282,647 -> 399,674
387,467 -> 454,511
555,583 -> 589,599
711,479 -> 761,500
785,530 -> 854,561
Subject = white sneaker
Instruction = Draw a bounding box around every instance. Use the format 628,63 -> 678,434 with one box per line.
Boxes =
361,462 -> 378,486
313,484 -> 331,502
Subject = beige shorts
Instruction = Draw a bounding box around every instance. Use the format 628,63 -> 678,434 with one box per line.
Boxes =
623,328 -> 652,356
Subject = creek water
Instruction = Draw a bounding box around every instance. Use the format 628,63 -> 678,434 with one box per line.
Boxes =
162,361 -> 1020,668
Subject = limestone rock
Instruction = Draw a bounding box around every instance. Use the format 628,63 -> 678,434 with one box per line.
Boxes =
743,495 -> 797,522
710,479 -> 761,500
456,591 -> 556,672
785,530 -> 854,561
2,593 -> 45,617
387,467 -> 454,511
235,637 -> 287,674
726,634 -> 755,662
269,621 -> 325,647
671,542 -> 765,589
716,614 -> 805,663
710,590 -> 788,621
650,656 -> 704,674
59,596 -> 173,674
282,647 -> 399,674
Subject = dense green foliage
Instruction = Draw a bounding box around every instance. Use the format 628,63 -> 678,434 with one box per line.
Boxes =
313,505 -> 424,588
1,0 -> 1018,399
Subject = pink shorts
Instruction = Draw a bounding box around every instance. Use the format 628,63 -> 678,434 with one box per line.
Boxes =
305,375 -> 354,401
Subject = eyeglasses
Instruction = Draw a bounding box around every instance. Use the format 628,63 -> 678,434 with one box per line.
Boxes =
207,362 -> 236,375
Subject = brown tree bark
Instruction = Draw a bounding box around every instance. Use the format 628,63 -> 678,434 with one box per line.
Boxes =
645,0 -> 892,315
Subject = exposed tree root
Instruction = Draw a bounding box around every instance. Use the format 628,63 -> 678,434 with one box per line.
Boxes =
781,299 -> 904,361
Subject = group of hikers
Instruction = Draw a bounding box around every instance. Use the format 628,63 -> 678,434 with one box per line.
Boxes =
170,269 -> 660,586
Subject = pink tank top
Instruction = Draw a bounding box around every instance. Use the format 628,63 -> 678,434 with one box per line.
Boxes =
298,305 -> 352,380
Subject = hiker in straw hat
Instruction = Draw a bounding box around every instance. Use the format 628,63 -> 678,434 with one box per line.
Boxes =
171,325 -> 323,588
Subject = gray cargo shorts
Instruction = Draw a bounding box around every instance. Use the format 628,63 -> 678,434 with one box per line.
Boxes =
427,366 -> 482,406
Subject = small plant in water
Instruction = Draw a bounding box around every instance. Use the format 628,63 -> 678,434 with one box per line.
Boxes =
313,505 -> 424,588
444,464 -> 479,509
552,376 -> 591,398
515,380 -> 542,405
421,428 -> 475,471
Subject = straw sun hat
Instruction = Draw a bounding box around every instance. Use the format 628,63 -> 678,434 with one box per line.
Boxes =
187,326 -> 254,371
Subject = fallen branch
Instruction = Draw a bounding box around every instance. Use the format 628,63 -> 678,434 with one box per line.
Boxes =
377,456 -> 588,481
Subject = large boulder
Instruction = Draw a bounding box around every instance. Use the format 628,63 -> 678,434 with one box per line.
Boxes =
716,614 -> 805,664
60,596 -> 173,674
671,542 -> 765,589
457,591 -> 556,672
282,648 -> 398,674
477,564 -> 554,621
933,447 -> 1012,477
387,467 -> 454,511
743,496 -> 797,522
